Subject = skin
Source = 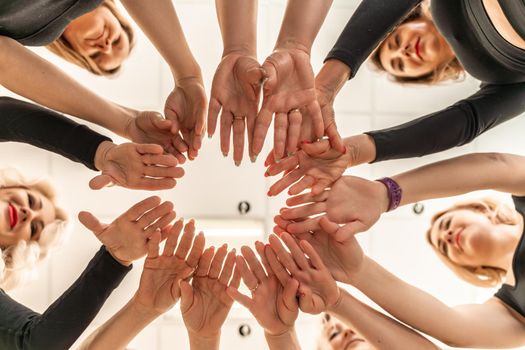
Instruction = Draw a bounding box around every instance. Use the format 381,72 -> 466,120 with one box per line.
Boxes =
321,314 -> 374,350
0,187 -> 56,246
378,17 -> 455,79
63,6 -> 131,71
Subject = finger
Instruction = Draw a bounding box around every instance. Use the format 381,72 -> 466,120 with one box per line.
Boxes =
280,202 -> 326,221
282,278 -> 300,311
220,109 -> 233,157
162,219 -> 184,256
306,101 -> 324,140
268,234 -> 299,275
230,263 -> 242,289
246,111 -> 257,162
288,175 -> 315,196
286,109 -> 302,155
137,201 -> 174,228
325,123 -> 346,154
218,249 -> 237,285
78,211 -> 105,235
265,154 -> 298,177
265,244 -> 290,286
320,217 -> 367,242
125,196 -> 161,221
195,246 -> 215,276
232,116 -> 246,166
208,244 -> 228,279
280,232 -> 310,271
186,231 -> 205,268
136,143 -> 164,155
252,107 -> 272,157
172,134 -> 189,154
147,230 -> 162,259
143,165 -> 185,179
268,169 -> 304,196
298,284 -> 314,313
287,218 -> 321,235
179,280 -> 194,313
273,112 -> 288,161
191,132 -> 203,156
130,177 -> 177,191
301,139 -> 330,156
311,178 -> 334,196
207,98 -> 222,137
226,286 -> 253,309
299,240 -> 324,270
264,149 -> 275,167
254,241 -> 273,276
235,255 -> 259,291
241,245 -> 267,282
140,153 -> 179,168
88,174 -> 115,190
175,219 -> 196,259
273,224 -> 288,235
286,190 -> 329,207
194,102 -> 207,138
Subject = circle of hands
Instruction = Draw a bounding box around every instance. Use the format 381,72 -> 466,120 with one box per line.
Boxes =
83,44 -> 393,342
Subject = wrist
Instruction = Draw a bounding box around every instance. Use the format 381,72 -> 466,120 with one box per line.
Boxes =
326,288 -> 345,313
129,296 -> 163,320
222,45 -> 256,58
274,39 -> 311,55
175,74 -> 204,88
348,256 -> 373,287
375,177 -> 402,212
316,59 -> 351,98
106,247 -> 132,267
94,141 -> 116,171
172,65 -> 203,85
188,330 -> 220,348
344,134 -> 377,166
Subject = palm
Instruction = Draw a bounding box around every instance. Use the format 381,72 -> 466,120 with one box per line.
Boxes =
294,270 -> 338,314
300,141 -> 348,186
128,111 -> 177,155
96,220 -> 147,262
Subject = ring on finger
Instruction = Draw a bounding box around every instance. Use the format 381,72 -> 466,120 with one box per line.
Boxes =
233,115 -> 246,121
249,283 -> 259,292
288,108 -> 300,114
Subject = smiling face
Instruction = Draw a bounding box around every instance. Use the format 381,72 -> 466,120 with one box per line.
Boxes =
320,314 -> 375,350
0,187 -> 56,247
377,17 -> 455,79
63,5 -> 130,72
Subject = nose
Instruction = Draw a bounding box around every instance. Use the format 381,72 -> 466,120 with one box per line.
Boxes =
444,230 -> 453,244
20,207 -> 33,222
343,329 -> 355,338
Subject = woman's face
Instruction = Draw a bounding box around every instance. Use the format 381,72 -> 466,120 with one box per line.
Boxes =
378,17 -> 454,79
0,188 -> 56,247
63,5 -> 130,71
429,209 -> 501,267
323,314 -> 375,350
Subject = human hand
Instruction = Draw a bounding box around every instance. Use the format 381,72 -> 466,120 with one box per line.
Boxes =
91,141 -> 184,190
265,139 -> 350,196
180,244 -> 240,338
227,242 -> 299,336
134,219 -> 205,315
274,217 -> 364,284
275,176 -> 389,241
252,48 -> 323,162
266,233 -> 340,314
207,53 -> 266,165
126,111 -> 188,164
164,77 -> 207,161
79,196 -> 176,266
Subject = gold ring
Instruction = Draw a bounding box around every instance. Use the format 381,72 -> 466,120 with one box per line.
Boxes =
233,115 -> 246,121
288,108 -> 300,114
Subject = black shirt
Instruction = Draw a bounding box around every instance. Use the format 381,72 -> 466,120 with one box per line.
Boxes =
326,0 -> 525,162
0,0 -> 102,46
0,246 -> 131,350
495,196 -> 525,319
0,97 -> 111,170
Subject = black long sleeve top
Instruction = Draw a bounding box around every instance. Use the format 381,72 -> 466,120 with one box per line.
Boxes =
0,0 -> 102,46
326,0 -> 525,162
0,246 -> 131,350
0,96 -> 111,170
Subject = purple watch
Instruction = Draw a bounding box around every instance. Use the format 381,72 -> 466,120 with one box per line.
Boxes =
376,177 -> 402,212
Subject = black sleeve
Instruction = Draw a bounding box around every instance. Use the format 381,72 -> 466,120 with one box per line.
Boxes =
325,0 -> 421,79
366,82 -> 525,162
0,246 -> 131,350
0,96 -> 112,170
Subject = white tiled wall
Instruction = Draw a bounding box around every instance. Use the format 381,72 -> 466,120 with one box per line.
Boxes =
2,0 -> 524,349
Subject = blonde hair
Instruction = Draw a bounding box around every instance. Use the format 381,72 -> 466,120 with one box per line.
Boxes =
368,5 -> 465,85
426,198 -> 520,287
46,0 -> 135,76
0,169 -> 69,290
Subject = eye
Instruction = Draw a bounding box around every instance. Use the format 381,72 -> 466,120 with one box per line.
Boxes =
438,239 -> 449,256
89,51 -> 102,60
445,217 -> 452,230
329,331 -> 340,341
113,35 -> 122,46
27,193 -> 34,209
395,34 -> 401,48
30,221 -> 37,238
398,58 -> 405,72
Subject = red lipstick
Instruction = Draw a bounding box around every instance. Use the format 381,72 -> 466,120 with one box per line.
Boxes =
415,37 -> 423,61
8,203 -> 18,229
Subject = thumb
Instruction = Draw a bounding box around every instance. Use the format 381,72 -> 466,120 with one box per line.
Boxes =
319,216 -> 361,242
152,113 -> 173,130
302,140 -> 329,157
226,287 -> 252,309
282,278 -> 299,311
179,280 -> 194,313
78,211 -> 105,236
89,174 -> 116,190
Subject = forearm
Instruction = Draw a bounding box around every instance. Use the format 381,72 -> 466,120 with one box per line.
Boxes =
0,36 -> 135,138
121,0 -> 201,81
344,134 -> 377,166
188,331 -> 220,350
78,298 -> 159,350
216,0 -> 257,56
315,59 -> 352,101
392,153 -> 525,206
275,0 -> 333,52
328,289 -> 439,350
264,329 -> 301,350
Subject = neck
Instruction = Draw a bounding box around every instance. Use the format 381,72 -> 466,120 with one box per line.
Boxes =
490,223 -> 522,271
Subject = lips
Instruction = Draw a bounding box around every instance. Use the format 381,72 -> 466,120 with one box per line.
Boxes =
415,37 -> 423,61
455,228 -> 463,250
8,203 -> 18,229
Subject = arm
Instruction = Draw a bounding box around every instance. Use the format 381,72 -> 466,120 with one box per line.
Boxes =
0,246 -> 131,350
79,220 -> 206,350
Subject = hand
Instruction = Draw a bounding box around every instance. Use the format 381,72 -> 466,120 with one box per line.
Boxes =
227,242 -> 299,336
266,233 -> 340,314
207,53 -> 266,165
276,176 -> 389,240
91,141 -> 184,191
126,111 -> 187,164
79,196 -> 176,265
265,139 -> 350,196
253,48 -> 323,161
274,217 -> 363,284
164,77 -> 207,161
180,244 -> 240,338
134,219 -> 205,315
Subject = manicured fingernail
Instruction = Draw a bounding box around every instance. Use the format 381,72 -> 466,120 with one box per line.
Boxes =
275,158 -> 281,163
287,152 -> 294,157
267,190 -> 273,197
222,152 -> 228,157
232,248 -> 236,254
301,140 -> 312,145
208,133 -> 213,139
251,155 -> 257,163
235,160 -> 241,167
264,171 -> 269,177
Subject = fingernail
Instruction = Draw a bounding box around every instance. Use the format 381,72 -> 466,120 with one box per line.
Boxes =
251,155 -> 258,163
301,140 -> 312,145
267,190 -> 273,197
264,171 -> 269,177
287,152 -> 295,157
208,133 -> 213,139
232,248 -> 236,254
235,160 -> 241,167
222,152 -> 228,157
275,158 -> 281,163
